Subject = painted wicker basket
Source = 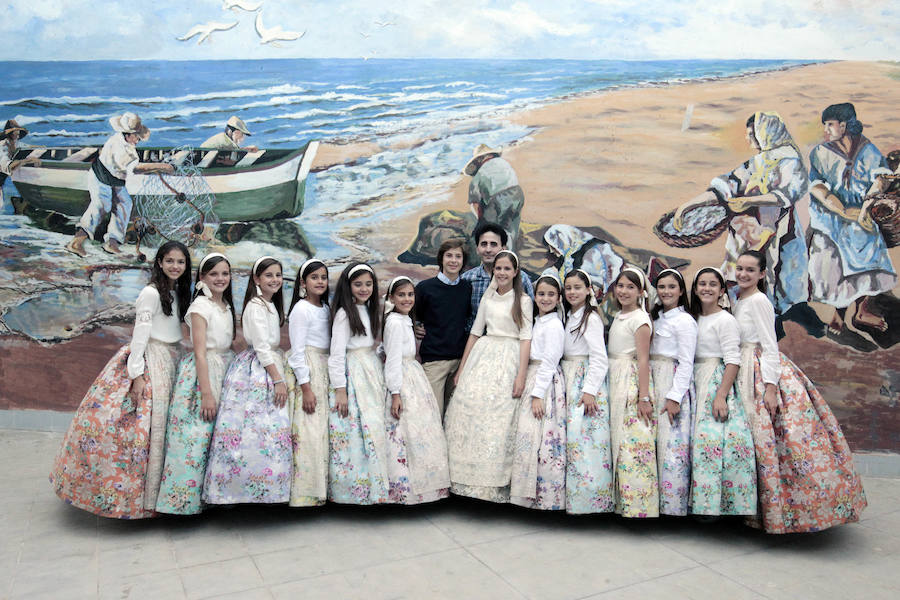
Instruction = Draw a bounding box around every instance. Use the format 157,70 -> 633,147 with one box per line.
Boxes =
870,190 -> 900,248
653,201 -> 731,248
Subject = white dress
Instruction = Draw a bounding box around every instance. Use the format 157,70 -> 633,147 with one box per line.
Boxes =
444,287 -> 533,502
383,312 -> 450,504
286,299 -> 331,506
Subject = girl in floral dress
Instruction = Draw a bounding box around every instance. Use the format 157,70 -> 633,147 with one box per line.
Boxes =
327,262 -> 390,505
562,269 -> 613,514
510,273 -> 567,510
203,257 -> 292,505
444,250 -> 533,503
689,267 -> 756,516
156,253 -> 236,514
50,241 -> 191,518
286,258 -> 331,507
649,269 -> 696,516
383,276 -> 451,504
607,267 -> 657,518
734,250 -> 867,533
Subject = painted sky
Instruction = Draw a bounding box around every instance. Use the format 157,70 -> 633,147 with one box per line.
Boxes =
5,0 -> 898,61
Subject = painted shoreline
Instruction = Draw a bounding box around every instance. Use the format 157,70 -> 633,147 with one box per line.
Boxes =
3,60 -> 899,451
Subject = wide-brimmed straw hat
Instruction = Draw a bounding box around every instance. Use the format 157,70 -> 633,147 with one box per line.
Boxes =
463,143 -> 501,175
226,115 -> 251,136
0,119 -> 28,141
109,112 -> 150,140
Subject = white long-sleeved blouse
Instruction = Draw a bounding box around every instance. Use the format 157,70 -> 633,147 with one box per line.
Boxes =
529,313 -> 565,400
241,297 -> 282,372
563,306 -> 608,397
383,312 -> 415,395
695,310 -> 741,366
185,296 -> 233,351
328,304 -> 375,388
287,299 -> 331,385
470,287 -> 533,340
733,291 -> 781,385
127,285 -> 182,379
650,306 -> 698,403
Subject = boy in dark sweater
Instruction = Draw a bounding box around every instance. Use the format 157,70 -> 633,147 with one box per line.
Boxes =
415,238 -> 472,415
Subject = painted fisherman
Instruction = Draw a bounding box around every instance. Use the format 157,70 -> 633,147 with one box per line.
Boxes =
464,143 -> 525,254
0,120 -> 40,210
201,116 -> 258,152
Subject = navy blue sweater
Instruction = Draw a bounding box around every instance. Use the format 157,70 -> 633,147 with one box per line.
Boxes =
415,276 -> 473,363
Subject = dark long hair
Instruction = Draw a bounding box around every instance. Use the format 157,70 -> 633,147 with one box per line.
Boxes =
331,262 -> 380,337
493,250 -> 526,330
689,267 -> 729,319
242,257 -> 285,325
532,275 -> 561,319
651,269 -> 688,320
383,276 -> 416,337
150,241 -> 191,320
193,254 -> 236,339
289,259 -> 329,313
738,250 -> 768,293
563,270 -> 598,340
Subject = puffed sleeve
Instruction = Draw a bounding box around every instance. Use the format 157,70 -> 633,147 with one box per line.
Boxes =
666,313 -> 698,403
518,295 -> 534,341
750,295 -> 781,385
470,294 -> 487,337
719,314 -> 742,367
243,299 -> 276,368
383,314 -> 405,395
328,308 -> 350,388
126,286 -> 160,379
287,303 -> 311,385
581,313 -> 609,397
185,296 -> 213,328
531,319 -> 564,400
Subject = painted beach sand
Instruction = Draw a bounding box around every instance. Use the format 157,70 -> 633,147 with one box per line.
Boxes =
1,59 -> 898,451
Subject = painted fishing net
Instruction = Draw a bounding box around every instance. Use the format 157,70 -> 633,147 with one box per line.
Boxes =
132,147 -> 219,260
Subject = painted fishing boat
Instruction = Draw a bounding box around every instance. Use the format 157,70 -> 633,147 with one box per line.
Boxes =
10,141 -> 319,222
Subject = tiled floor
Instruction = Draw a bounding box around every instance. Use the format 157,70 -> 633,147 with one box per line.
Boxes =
2,430 -> 899,600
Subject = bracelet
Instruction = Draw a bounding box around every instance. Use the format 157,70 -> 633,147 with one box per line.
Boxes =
639,396 -> 651,403
272,379 -> 284,385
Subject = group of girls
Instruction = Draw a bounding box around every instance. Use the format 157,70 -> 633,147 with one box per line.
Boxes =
50,242 -> 867,533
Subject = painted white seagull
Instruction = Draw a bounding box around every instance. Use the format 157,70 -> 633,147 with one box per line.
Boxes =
177,21 -> 239,44
255,12 -> 305,46
222,0 -> 263,13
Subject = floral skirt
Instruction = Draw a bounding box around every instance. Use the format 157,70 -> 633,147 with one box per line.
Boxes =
689,358 -> 757,516
49,340 -> 177,519
444,335 -> 521,503
609,354 -> 658,518
287,346 -> 330,507
155,349 -> 234,514
562,357 -> 613,514
738,345 -> 867,533
385,358 -> 450,505
328,347 -> 390,505
510,360 -> 567,510
203,349 -> 292,504
649,356 -> 693,516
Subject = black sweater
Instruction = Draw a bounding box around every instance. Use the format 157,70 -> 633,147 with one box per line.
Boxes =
415,276 -> 473,363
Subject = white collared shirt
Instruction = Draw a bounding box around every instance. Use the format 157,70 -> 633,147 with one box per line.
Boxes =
529,313 -> 565,399
383,312 -> 415,394
650,306 -> 697,403
564,306 -> 608,397
287,299 -> 331,385
437,271 -> 460,286
241,297 -> 282,371
328,304 -> 374,388
696,310 -> 741,366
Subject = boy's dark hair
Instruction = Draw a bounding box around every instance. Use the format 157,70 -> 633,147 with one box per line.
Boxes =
473,222 -> 508,247
437,238 -> 467,273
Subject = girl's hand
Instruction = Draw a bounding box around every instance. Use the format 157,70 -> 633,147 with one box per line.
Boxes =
273,381 -> 288,408
334,388 -> 349,417
764,386 -> 778,416
531,397 -> 544,419
301,388 -> 317,414
637,398 -> 653,426
453,369 -> 461,388
662,399 -> 681,425
128,375 -> 149,403
579,392 -> 598,417
512,372 -> 526,398
200,390 -> 217,422
712,393 -> 729,422
391,394 -> 402,420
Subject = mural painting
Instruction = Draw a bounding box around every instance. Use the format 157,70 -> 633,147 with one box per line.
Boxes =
0,1 -> 898,453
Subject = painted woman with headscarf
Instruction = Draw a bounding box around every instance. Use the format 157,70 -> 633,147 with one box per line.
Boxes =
674,112 -> 821,337
807,102 -> 895,342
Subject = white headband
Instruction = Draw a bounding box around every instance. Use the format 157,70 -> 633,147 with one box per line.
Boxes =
566,268 -> 598,306
656,268 -> 684,284
253,255 -> 278,275
494,249 -> 519,268
348,263 -> 375,279
536,272 -> 561,287
198,252 -> 227,274
387,275 -> 414,293
692,267 -> 731,309
299,258 -> 325,280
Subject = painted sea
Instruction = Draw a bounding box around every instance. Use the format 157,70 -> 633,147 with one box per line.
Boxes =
1,58 -> 805,340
